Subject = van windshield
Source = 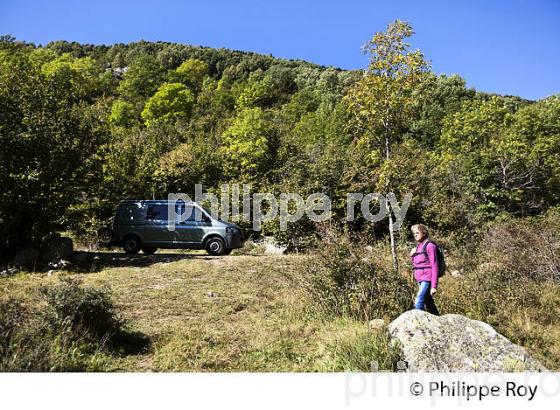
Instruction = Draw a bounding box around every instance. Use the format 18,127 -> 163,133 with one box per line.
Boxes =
194,205 -> 214,222
199,205 -> 213,217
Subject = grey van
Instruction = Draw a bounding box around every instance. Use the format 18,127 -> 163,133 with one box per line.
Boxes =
109,200 -> 244,256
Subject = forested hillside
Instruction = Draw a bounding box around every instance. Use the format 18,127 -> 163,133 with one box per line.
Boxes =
1,23 -> 559,259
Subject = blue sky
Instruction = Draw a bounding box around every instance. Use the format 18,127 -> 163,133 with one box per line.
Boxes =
1,0 -> 559,100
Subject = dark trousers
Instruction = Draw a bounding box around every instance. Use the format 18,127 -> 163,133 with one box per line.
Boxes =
414,281 -> 440,315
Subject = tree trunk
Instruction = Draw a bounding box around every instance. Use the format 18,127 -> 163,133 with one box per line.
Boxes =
388,203 -> 399,272
385,134 -> 399,272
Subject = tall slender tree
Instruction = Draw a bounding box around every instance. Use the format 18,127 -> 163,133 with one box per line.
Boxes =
344,20 -> 431,271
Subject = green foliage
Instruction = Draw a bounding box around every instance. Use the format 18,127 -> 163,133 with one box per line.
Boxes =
305,231 -> 413,320
141,82 -> 195,126
235,74 -> 276,110
281,88 -> 321,124
28,47 -> 58,66
344,20 -> 431,173
265,64 -> 296,97
102,124 -> 181,198
438,96 -> 560,222
410,74 -> 476,147
0,49 -> 108,258
172,58 -> 209,90
40,53 -> 104,100
221,107 -> 274,181
0,35 -> 559,262
343,20 -> 432,271
117,54 -> 166,100
155,140 -> 222,194
109,99 -> 139,128
40,277 -> 124,343
0,279 -> 129,371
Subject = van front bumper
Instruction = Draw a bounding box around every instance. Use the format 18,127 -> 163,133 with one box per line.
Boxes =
226,230 -> 245,249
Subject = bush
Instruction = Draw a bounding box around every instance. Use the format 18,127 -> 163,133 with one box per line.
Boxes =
305,231 -> 413,321
477,208 -> 560,282
0,299 -> 27,348
40,277 -> 125,345
0,278 -> 130,371
0,299 -> 48,371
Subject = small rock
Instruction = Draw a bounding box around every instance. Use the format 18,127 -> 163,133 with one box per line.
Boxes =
207,291 -> 216,297
59,260 -> 71,268
451,270 -> 463,277
365,245 -> 373,252
263,237 -> 287,255
368,318 -> 387,330
0,267 -> 19,277
47,270 -> 54,276
233,303 -> 247,313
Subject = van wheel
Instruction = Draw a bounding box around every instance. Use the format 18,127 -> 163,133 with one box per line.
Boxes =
143,247 -> 157,255
123,236 -> 141,254
205,237 -> 226,256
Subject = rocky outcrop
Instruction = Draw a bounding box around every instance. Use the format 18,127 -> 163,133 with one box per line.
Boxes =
388,310 -> 546,372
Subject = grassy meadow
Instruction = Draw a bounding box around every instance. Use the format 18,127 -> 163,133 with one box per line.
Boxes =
1,252 -> 400,372
2,231 -> 560,372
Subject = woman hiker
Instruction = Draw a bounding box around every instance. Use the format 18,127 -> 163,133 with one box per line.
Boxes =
409,224 -> 440,315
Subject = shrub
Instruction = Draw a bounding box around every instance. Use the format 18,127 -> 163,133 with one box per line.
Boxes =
0,299 -> 47,371
40,277 -> 125,345
0,298 -> 77,371
305,231 -> 413,321
1,278 -> 131,371
477,208 -> 560,282
0,299 -> 27,348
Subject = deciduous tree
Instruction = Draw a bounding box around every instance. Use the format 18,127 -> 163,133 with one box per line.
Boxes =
344,20 -> 431,271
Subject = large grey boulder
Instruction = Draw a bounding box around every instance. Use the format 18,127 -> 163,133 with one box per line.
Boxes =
41,236 -> 74,262
388,310 -> 546,372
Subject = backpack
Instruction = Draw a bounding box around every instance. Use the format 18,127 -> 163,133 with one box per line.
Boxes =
414,240 -> 446,278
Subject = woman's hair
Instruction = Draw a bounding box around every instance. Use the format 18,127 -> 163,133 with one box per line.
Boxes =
411,224 -> 429,237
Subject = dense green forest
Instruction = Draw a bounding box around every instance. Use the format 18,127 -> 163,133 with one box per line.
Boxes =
1,21 -> 559,260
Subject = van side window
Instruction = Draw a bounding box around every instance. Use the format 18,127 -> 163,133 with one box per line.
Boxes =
119,202 -> 145,221
185,206 -> 209,222
146,204 -> 171,221
175,201 -> 186,218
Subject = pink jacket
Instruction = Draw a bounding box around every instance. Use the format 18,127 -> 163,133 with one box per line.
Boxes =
411,239 -> 439,288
